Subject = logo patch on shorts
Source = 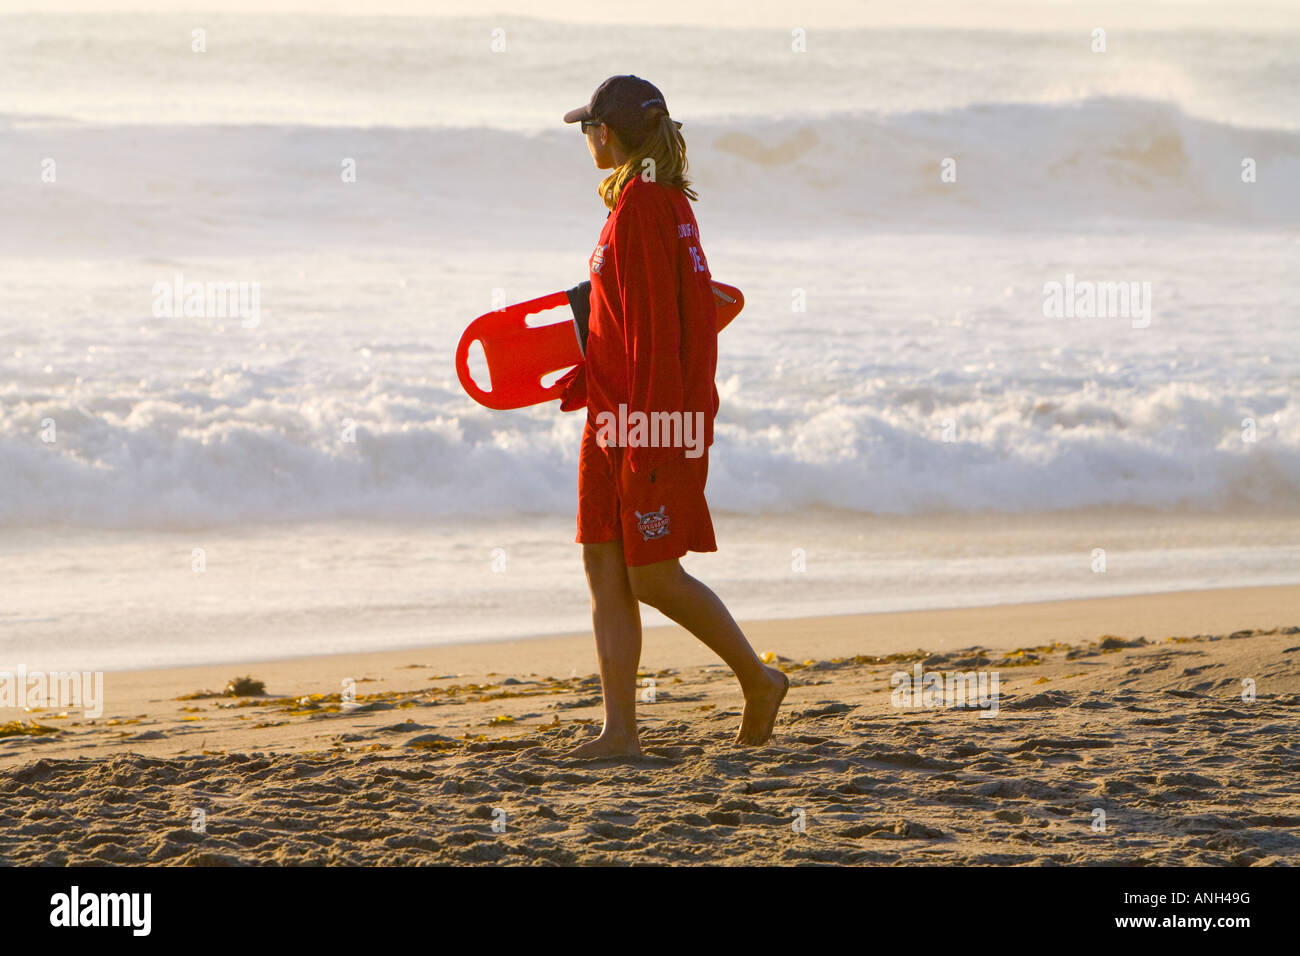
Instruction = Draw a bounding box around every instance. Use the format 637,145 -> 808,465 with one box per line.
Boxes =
635,506 -> 670,542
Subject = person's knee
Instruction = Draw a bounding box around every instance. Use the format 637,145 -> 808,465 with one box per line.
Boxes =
583,542 -> 628,593
627,559 -> 682,609
582,541 -> 614,573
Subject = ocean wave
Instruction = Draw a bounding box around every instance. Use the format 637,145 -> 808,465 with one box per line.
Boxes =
2,374 -> 1296,529
2,98 -> 1296,258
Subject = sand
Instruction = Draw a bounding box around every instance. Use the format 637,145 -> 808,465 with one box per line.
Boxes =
1,585 -> 1296,865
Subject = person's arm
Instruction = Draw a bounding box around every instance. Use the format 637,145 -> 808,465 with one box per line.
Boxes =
614,189 -> 685,473
556,280 -> 591,411
556,363 -> 586,411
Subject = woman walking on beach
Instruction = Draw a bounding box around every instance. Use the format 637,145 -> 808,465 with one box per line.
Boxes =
558,75 -> 788,758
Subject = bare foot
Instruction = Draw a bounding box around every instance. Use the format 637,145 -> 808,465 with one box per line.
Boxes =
736,665 -> 790,745
563,729 -> 641,759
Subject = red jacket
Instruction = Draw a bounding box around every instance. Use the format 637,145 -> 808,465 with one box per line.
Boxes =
562,174 -> 719,474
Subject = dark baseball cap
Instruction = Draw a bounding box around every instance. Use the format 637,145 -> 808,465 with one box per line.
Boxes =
563,75 -> 678,146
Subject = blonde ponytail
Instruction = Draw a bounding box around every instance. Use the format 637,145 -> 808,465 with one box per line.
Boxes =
598,111 -> 698,210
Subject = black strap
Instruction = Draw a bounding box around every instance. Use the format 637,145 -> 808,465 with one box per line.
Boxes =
566,280 -> 593,355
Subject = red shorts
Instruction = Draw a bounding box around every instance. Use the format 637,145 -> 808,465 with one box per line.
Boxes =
575,420 -> 717,567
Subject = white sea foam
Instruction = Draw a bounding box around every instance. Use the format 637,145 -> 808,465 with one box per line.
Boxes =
2,227 -> 1296,529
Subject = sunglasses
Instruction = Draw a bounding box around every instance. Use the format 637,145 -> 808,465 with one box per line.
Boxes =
581,119 -> 684,134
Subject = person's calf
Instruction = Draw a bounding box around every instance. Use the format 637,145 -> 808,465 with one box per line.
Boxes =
626,558 -> 685,610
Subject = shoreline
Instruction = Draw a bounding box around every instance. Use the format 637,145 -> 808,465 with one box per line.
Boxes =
1,583 -> 1293,747
38,582 -> 1300,679
8,509 -> 1298,673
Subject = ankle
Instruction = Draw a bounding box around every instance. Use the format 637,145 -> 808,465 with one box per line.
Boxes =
600,725 -> 638,742
741,663 -> 782,694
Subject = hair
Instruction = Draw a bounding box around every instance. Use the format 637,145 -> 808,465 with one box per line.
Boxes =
598,110 -> 698,210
